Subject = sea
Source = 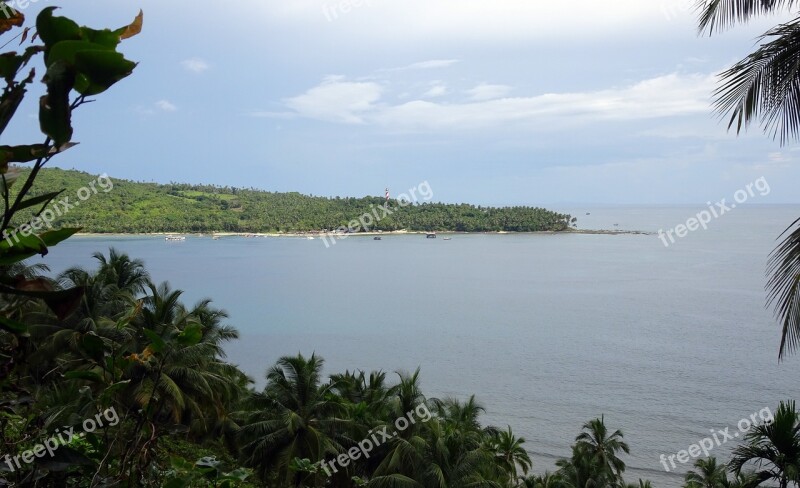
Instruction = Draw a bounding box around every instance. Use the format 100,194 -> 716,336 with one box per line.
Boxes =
32,204 -> 800,487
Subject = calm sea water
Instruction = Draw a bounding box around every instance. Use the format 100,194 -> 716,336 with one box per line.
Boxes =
34,205 -> 800,487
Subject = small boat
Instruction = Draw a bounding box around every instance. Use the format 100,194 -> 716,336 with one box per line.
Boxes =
165,235 -> 185,241
426,233 -> 437,239
373,236 -> 382,240
586,212 -> 591,215
307,236 -> 315,240
443,237 -> 452,241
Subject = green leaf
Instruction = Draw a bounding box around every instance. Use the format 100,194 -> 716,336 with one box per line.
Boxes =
39,60 -> 75,146
79,333 -> 106,360
39,227 -> 81,247
0,230 -> 48,263
34,446 -> 93,471
169,456 -> 194,470
74,50 -> 136,96
46,40 -> 113,67
143,329 -> 165,353
221,468 -> 251,481
16,190 -> 64,214
79,27 -> 122,49
36,7 -> 81,50
64,370 -> 104,383
0,227 -> 81,264
0,315 -> 27,335
177,323 -> 202,346
101,380 -> 130,398
0,282 -> 84,320
0,226 -> 81,264
163,480 -> 188,488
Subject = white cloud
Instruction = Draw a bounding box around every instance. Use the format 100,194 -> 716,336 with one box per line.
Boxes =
284,78 -> 382,123
423,82 -> 448,98
181,58 -> 210,73
155,100 -> 178,112
465,83 -> 512,101
277,72 -> 714,130
382,59 -> 460,72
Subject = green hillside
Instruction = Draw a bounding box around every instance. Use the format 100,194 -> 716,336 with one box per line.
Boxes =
11,167 -> 575,234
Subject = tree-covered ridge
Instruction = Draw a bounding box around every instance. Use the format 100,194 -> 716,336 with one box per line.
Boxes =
15,168 -> 575,234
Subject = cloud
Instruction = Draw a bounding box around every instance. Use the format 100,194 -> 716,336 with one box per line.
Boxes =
423,82 -> 448,98
382,59 -> 460,72
155,100 -> 178,112
181,58 -> 210,73
284,78 -> 382,123
465,83 -> 512,101
276,72 -> 715,130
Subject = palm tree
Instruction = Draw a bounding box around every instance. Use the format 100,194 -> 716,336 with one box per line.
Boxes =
92,247 -> 149,296
237,353 -> 347,486
487,426 -> 533,484
684,457 -> 728,488
729,400 -> 800,488
696,1 -> 800,359
721,471 -> 760,488
523,472 -> 568,488
573,416 -> 630,482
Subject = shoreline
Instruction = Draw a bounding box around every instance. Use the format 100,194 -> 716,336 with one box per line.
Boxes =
74,229 -> 653,238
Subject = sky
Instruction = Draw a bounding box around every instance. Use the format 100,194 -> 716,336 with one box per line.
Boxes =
4,0 -> 800,205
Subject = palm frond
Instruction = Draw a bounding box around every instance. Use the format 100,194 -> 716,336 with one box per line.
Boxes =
715,17 -> 800,144
767,217 -> 800,358
697,0 -> 800,34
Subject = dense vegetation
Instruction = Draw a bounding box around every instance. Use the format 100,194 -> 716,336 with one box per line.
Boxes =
2,250 -> 799,488
12,167 -> 576,234
1,3 -> 800,488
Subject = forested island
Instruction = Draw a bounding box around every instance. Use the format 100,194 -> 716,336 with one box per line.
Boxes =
12,168 -> 576,234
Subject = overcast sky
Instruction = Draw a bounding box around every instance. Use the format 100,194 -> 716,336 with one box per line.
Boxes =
5,0 -> 800,204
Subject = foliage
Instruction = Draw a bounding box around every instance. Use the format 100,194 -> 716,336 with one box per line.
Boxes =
11,167 -> 576,234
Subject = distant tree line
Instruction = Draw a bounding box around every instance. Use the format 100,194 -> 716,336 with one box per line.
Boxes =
12,168 -> 576,234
